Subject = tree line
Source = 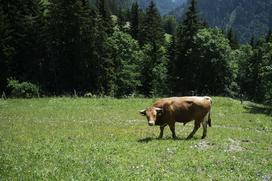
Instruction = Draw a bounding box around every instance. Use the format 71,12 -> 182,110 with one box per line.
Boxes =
0,0 -> 271,103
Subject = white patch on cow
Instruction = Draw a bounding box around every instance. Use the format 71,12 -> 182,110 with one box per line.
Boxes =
203,96 -> 212,103
193,96 -> 212,103
194,96 -> 205,101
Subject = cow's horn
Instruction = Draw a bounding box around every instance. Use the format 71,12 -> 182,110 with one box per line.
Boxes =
139,109 -> 146,115
155,107 -> 163,111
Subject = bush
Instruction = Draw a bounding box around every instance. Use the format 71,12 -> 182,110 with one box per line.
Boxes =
7,79 -> 40,98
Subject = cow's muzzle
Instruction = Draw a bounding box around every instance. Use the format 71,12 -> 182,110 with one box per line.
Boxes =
148,121 -> 155,126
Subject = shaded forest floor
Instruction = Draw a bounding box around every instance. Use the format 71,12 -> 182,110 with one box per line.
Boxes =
0,97 -> 271,180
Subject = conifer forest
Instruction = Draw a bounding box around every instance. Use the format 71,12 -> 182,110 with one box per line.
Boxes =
1,0 -> 272,103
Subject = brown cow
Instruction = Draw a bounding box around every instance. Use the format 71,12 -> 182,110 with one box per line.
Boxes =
139,96 -> 212,139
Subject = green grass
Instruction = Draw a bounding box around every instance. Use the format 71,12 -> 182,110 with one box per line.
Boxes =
0,97 -> 271,180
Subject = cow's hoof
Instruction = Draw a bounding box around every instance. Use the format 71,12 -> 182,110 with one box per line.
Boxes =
201,136 -> 206,139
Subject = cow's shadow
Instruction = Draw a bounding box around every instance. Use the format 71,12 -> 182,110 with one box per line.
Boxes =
137,136 -> 197,143
137,137 -> 155,143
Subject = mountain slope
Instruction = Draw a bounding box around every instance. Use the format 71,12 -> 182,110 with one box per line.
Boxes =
89,0 -> 186,15
137,0 -> 186,15
170,0 -> 272,43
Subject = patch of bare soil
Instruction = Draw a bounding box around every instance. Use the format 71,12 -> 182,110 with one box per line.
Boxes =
224,138 -> 243,152
192,140 -> 214,150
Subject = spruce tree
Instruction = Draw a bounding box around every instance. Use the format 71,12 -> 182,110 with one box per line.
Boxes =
139,0 -> 164,46
117,8 -> 126,31
138,1 -> 167,96
163,15 -> 177,35
96,0 -> 113,35
242,38 -> 272,102
167,36 -> 177,95
0,0 -> 44,91
130,2 -> 140,40
46,0 -> 100,94
173,0 -> 204,95
0,3 -> 11,92
95,0 -> 115,95
266,29 -> 272,42
78,1 -> 99,92
250,34 -> 256,47
227,28 -> 240,49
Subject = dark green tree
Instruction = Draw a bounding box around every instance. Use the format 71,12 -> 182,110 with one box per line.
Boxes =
240,38 -> 272,102
0,3 -> 12,92
141,44 -> 168,96
227,28 -> 240,49
138,1 -> 168,96
0,0 -> 45,93
167,36 -> 177,95
116,8 -> 129,32
162,15 -> 177,35
130,2 -> 140,40
194,28 -> 234,95
45,0 -> 101,94
139,0 -> 164,46
250,34 -> 256,47
173,0 -> 204,94
107,31 -> 143,97
96,0 -> 113,34
266,29 -> 272,42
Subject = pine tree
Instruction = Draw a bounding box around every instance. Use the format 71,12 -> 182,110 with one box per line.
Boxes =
78,1 -> 99,92
0,3 -> 11,92
163,15 -> 177,35
96,0 -> 113,35
117,8 -> 126,31
181,0 -> 202,41
0,0 -> 45,92
266,29 -> 272,42
95,0 -> 115,95
242,38 -> 272,102
138,1 -> 167,96
173,0 -> 204,94
130,2 -> 139,40
139,0 -> 164,46
250,34 -> 256,47
45,0 -> 101,94
227,28 -> 240,49
167,36 -> 177,95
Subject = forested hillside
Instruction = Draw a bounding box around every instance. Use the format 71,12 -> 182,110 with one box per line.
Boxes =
137,0 -> 186,15
89,0 -> 186,15
0,0 -> 272,103
170,0 -> 272,43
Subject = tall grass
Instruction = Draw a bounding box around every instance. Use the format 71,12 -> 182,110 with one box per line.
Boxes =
0,97 -> 271,180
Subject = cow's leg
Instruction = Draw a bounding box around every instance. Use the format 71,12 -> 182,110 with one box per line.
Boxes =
169,123 -> 177,139
186,121 -> 200,140
158,124 -> 166,139
201,120 -> 208,139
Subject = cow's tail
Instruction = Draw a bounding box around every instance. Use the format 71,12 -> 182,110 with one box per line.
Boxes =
207,111 -> 211,127
205,96 -> 212,127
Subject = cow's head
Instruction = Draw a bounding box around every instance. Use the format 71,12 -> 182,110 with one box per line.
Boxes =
139,107 -> 163,126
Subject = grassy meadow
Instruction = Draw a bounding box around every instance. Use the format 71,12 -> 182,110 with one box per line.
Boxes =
0,97 -> 271,180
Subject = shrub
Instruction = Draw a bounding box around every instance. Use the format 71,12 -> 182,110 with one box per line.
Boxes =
7,79 -> 40,98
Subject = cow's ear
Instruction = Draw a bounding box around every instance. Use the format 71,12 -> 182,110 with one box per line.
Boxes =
139,109 -> 146,116
155,107 -> 163,116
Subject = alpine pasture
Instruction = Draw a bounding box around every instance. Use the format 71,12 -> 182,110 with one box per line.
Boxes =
0,97 -> 271,180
